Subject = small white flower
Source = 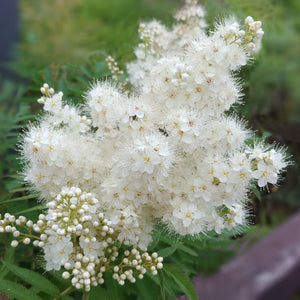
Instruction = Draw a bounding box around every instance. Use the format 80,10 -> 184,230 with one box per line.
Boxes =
252,161 -> 278,187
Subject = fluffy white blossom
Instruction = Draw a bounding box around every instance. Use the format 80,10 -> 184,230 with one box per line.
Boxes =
14,1 -> 289,286
20,1 -> 287,241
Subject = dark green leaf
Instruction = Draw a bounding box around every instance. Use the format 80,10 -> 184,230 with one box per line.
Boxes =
80,65 -> 94,78
0,280 -> 42,300
16,204 -> 45,215
163,264 -> 197,300
2,261 -> 60,297
135,274 -> 159,300
103,273 -> 126,300
0,248 -> 15,280
146,271 -> 175,299
158,244 -> 178,257
0,194 -> 39,204
251,185 -> 262,200
177,244 -> 198,257
88,285 -> 116,300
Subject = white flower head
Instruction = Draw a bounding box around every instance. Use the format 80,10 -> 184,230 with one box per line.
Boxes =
20,2 -> 288,249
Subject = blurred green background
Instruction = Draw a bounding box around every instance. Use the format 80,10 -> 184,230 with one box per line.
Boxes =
0,0 -> 299,293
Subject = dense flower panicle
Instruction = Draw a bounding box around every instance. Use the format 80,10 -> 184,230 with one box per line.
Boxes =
21,0 -> 287,241
0,188 -> 163,291
8,0 -> 288,289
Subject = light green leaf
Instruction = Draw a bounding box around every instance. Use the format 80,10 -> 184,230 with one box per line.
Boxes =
0,280 -> 42,300
163,264 -> 197,300
2,261 -> 59,297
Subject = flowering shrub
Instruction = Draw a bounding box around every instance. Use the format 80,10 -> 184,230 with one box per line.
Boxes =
0,0 -> 288,297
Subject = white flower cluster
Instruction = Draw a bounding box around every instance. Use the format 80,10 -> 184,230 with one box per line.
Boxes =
19,0 -> 287,268
0,187 -> 163,291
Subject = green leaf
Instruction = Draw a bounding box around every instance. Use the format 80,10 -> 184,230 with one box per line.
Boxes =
15,204 -> 45,215
251,185 -> 262,200
158,244 -> 179,257
80,65 -> 94,78
94,62 -> 105,74
0,248 -> 15,280
147,271 -> 175,299
2,261 -> 60,297
43,67 -> 54,86
103,273 -> 126,300
148,230 -> 161,250
88,285 -> 116,300
177,244 -> 198,257
58,77 -> 69,97
158,270 -> 167,300
9,186 -> 31,193
135,275 -> 159,300
157,233 -> 177,246
0,280 -> 42,300
163,264 -> 197,300
29,285 -> 42,295
0,194 -> 39,204
60,295 -> 74,300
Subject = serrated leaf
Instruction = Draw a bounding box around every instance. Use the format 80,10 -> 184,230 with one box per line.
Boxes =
15,204 -> 44,215
0,280 -> 42,300
158,270 -> 166,300
0,194 -> 39,204
148,231 -> 161,250
177,244 -> 198,257
158,244 -> 179,257
146,271 -> 176,299
158,233 -> 177,246
135,274 -> 159,300
163,264 -> 197,300
2,261 -> 59,297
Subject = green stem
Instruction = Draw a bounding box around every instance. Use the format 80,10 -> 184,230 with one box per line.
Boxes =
20,232 -> 41,240
82,293 -> 89,300
54,286 -> 73,300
